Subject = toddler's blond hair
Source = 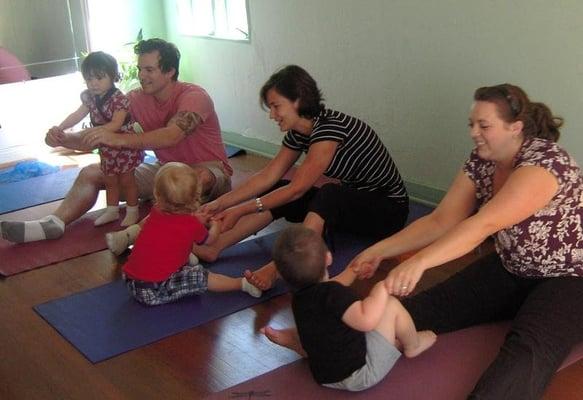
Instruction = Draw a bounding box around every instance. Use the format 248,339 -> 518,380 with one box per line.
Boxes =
153,162 -> 202,214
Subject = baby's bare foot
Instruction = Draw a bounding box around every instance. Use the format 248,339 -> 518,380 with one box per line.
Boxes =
404,330 -> 437,358
244,266 -> 277,291
261,326 -> 307,357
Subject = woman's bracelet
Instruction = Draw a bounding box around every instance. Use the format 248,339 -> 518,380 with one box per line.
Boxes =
255,197 -> 264,213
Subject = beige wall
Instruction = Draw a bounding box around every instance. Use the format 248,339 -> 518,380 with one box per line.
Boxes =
163,0 -> 583,199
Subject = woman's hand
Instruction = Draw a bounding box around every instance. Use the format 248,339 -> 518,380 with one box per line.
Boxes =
348,247 -> 385,280
384,258 -> 427,297
194,210 -> 211,226
199,199 -> 222,217
214,205 -> 245,232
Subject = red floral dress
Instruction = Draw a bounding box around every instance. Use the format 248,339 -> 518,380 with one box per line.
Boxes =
81,88 -> 144,175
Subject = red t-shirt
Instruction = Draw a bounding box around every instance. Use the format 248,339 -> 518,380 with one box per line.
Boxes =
123,207 -> 208,282
128,81 -> 232,175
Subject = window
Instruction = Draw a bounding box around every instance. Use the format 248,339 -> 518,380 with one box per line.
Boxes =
177,0 -> 249,41
0,0 -> 88,81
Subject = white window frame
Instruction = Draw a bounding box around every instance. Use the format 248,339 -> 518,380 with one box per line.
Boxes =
177,0 -> 250,42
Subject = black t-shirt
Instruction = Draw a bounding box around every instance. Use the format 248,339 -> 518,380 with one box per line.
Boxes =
292,281 -> 366,384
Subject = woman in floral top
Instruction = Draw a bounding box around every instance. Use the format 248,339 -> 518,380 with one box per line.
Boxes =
264,83 -> 583,399
346,83 -> 583,399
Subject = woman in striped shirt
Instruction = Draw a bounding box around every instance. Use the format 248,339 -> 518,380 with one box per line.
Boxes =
194,65 -> 409,289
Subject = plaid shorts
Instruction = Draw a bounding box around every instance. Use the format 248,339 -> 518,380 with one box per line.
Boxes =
124,263 -> 209,306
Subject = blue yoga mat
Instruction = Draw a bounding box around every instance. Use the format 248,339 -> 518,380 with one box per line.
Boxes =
0,167 -> 80,214
225,144 -> 246,158
34,231 -> 374,363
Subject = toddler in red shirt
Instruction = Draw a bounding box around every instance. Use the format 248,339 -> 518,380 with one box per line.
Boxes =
122,162 -> 261,305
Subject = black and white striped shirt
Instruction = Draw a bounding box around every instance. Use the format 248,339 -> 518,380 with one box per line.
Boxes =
283,109 -> 407,201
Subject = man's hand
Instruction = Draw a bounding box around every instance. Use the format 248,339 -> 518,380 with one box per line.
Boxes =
83,127 -> 127,148
45,126 -> 66,147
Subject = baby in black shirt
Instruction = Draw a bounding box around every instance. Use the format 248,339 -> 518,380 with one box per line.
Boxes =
271,225 -> 436,391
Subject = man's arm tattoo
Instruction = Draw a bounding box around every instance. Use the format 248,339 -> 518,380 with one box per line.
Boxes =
169,111 -> 202,134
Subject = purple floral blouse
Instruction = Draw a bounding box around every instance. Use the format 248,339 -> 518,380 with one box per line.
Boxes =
463,137 -> 583,278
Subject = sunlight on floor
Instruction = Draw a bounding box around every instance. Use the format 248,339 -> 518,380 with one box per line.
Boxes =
0,72 -> 87,168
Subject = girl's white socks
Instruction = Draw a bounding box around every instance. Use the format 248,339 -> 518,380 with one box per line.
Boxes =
94,206 -> 119,226
121,205 -> 139,227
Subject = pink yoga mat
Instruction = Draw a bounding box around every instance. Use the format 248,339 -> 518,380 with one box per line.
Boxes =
206,322 -> 583,400
0,203 -> 151,276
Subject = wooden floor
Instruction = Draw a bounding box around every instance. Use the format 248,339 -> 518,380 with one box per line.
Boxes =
1,152 -> 582,400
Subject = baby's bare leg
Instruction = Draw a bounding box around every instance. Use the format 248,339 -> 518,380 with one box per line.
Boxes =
207,272 -> 243,292
119,170 -> 139,206
375,296 -> 436,358
207,272 -> 262,298
94,174 -> 121,226
119,170 -> 139,226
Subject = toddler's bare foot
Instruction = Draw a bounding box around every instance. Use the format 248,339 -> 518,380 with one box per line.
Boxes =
244,266 -> 278,291
191,242 -> 220,262
261,326 -> 307,357
404,330 -> 437,358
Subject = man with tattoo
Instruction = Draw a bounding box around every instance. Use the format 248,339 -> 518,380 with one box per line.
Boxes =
0,38 -> 232,244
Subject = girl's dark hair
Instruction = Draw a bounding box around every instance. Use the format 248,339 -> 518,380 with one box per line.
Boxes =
81,51 -> 119,82
260,65 -> 325,119
474,83 -> 563,142
134,38 -> 180,81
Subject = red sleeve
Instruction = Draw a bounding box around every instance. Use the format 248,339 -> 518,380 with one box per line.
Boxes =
190,216 -> 209,245
176,86 -> 214,122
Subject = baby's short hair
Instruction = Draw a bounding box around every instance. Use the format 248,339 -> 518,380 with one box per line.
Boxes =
272,225 -> 328,290
154,162 -> 201,214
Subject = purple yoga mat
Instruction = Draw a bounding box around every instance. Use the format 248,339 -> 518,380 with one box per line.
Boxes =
33,231 -> 375,363
205,322 -> 583,400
